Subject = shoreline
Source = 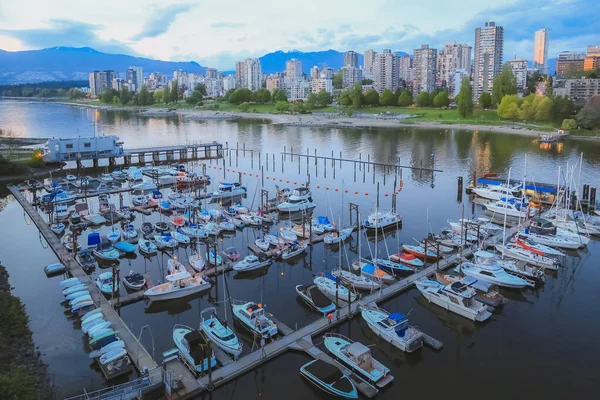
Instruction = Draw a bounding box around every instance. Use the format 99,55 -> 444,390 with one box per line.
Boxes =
53,101 -> 562,138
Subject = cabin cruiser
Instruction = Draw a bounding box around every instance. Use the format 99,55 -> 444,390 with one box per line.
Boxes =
276,187 -> 316,213
415,280 -> 492,322
144,272 -> 211,301
231,301 -> 278,339
471,184 -> 520,201
363,211 -> 402,229
211,182 -> 247,199
361,308 -> 424,352
458,251 -> 534,289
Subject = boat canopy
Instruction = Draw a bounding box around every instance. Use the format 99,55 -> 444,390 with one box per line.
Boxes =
309,286 -> 332,308
388,312 -> 407,322
88,232 -> 101,246
532,217 -> 554,227
346,342 -> 370,360
166,271 -> 192,281
318,216 -> 331,225
477,178 -> 556,194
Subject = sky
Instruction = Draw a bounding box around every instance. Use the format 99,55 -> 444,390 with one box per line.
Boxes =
0,0 -> 598,69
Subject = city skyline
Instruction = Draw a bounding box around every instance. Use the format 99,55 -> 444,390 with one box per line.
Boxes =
0,0 -> 598,70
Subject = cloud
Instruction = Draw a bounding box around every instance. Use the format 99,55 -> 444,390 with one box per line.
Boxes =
210,22 -> 246,29
0,19 -> 136,55
131,3 -> 196,41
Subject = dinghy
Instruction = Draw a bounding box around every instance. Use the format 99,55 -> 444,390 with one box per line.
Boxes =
144,272 -> 211,301
66,290 -> 90,301
231,300 -> 278,339
99,348 -> 128,365
141,222 -> 154,235
72,300 -> 95,313
114,241 -> 136,254
50,223 -> 65,235
82,318 -> 106,334
76,250 -> 96,272
361,308 -> 424,352
81,308 -> 102,321
88,340 -> 125,359
296,284 -> 336,314
93,238 -> 120,261
300,360 -> 358,399
200,308 -> 242,357
207,249 -> 222,265
180,225 -> 208,238
224,247 -> 241,261
279,230 -> 297,243
122,271 -> 146,290
63,283 -> 86,296
89,330 -> 120,350
173,325 -> 217,375
323,228 -> 353,245
123,224 -> 138,243
314,276 -> 358,302
154,221 -> 169,232
60,277 -> 81,289
154,234 -> 178,250
331,269 -> 380,291
170,230 -> 190,245
139,239 -> 158,255
44,263 -> 66,276
254,239 -> 269,252
415,280 -> 492,322
88,321 -> 112,337
107,228 -> 121,243
264,235 -> 279,247
188,252 -> 206,272
401,244 -> 439,261
233,255 -> 272,272
66,174 -> 77,181
96,271 -> 118,295
324,333 -> 391,386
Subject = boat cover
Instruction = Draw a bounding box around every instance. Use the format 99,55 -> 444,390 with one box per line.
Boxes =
88,232 -> 101,246
184,330 -> 208,366
304,360 -> 343,384
318,216 -> 331,225
388,312 -> 407,322
308,286 -> 332,308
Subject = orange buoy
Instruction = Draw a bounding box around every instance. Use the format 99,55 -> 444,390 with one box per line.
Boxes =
316,186 -> 320,189
365,192 -> 369,196
335,188 -> 338,192
354,191 -> 358,194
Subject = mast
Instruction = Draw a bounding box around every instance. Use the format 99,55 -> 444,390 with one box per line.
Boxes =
501,167 -> 512,259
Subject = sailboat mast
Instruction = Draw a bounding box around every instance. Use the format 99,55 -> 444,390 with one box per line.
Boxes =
501,168 -> 512,258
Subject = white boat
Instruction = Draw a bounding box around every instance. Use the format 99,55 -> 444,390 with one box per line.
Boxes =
231,301 -> 278,339
207,249 -> 222,265
144,272 -> 211,301
180,226 -> 208,238
55,204 -> 71,221
280,242 -> 307,260
167,258 -> 187,275
363,211 -> 402,229
72,300 -> 94,313
154,235 -> 178,250
188,252 -> 206,272
279,229 -> 297,243
93,238 -> 120,261
323,333 -> 391,386
514,235 -> 566,257
254,239 -> 270,252
459,251 -> 534,289
61,233 -> 81,252
107,228 -> 121,243
233,255 -> 272,272
60,277 -> 80,289
200,308 -> 242,357
131,181 -> 157,191
296,284 -> 336,314
50,223 -> 65,235
203,222 -> 222,236
484,198 -> 532,218
265,234 -> 280,246
123,224 -> 138,243
173,324 -> 217,375
219,221 -> 235,231
170,230 -> 190,245
139,239 -> 158,255
300,360 -> 358,399
66,174 -> 77,181
127,167 -> 143,181
324,228 -> 353,245
99,348 -> 128,365
70,295 -> 92,307
276,187 -> 316,212
314,276 -> 358,302
495,243 -> 560,270
472,185 -> 520,201
44,262 -> 66,275
312,216 -> 335,231
519,231 -> 583,250
239,213 -> 262,226
415,280 -> 492,322
212,182 -> 247,199
96,271 -> 118,295
88,341 -> 125,359
331,269 -> 380,291
361,308 -> 423,352
132,195 -> 149,207
101,173 -> 114,183
122,271 -> 146,291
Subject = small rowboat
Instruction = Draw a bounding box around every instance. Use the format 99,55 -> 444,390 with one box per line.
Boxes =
122,270 -> 146,291
389,251 -> 424,268
45,263 -> 66,276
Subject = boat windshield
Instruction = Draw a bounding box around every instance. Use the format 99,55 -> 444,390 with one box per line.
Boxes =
288,198 -> 305,204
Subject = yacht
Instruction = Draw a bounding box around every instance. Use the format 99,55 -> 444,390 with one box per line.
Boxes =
484,198 -> 532,218
415,280 -> 492,322
363,211 -> 402,229
471,184 -> 520,201
144,272 -> 211,301
494,243 -> 560,270
459,251 -> 534,289
276,187 -> 316,213
231,301 -> 278,339
519,230 -> 584,250
361,308 -> 423,352
314,275 -> 358,302
233,255 -> 272,272
211,182 -> 247,200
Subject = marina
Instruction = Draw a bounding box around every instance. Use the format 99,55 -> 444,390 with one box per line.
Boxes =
1,100 -> 599,400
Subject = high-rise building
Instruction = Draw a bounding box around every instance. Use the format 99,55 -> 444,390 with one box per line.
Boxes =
553,77 -> 600,102
126,67 -> 138,92
206,68 -> 218,79
413,45 -> 437,95
89,70 -> 118,96
473,21 -> 504,102
341,66 -> 362,88
235,61 -> 244,88
236,59 -> 262,91
453,69 -> 470,98
285,58 -> 303,82
286,80 -> 310,100
506,57 -> 528,91
399,55 -> 412,82
364,49 -> 377,78
533,28 -> 549,75
322,68 -> 334,79
373,49 -> 400,93
266,74 -> 284,92
436,41 -> 472,94
310,66 -> 320,79
556,51 -> 586,76
129,66 -> 143,91
344,51 -> 359,68
222,75 -> 237,93
584,45 -> 600,71
311,72 -> 333,94
89,71 -> 101,97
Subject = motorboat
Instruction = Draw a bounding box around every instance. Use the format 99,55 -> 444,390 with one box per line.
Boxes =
203,222 -> 222,236
436,272 -> 506,307
389,252 -> 424,268
167,258 -> 187,275
154,234 -> 178,250
50,222 -> 66,235
188,252 -> 206,272
300,360 -> 358,399
170,215 -> 185,227
114,241 -> 136,254
358,262 -> 395,285
66,174 -> 77,181
170,230 -> 190,245
415,280 -> 492,322
232,204 -> 248,214
141,222 -> 154,235
200,308 -> 242,357
323,228 -> 353,245
225,247 -> 241,261
139,239 -> 158,255
101,173 -> 114,183
93,238 -> 120,261
49,190 -> 77,204
239,213 -> 262,226
122,224 -> 138,244
55,204 -> 71,221
112,168 -> 127,181
276,187 -> 316,213
158,201 -> 173,213
401,244 -> 439,261
363,211 -> 402,229
458,251 -> 534,289
494,257 -> 546,283
515,235 -> 566,257
122,270 -> 146,291
361,308 -> 424,352
296,284 -> 336,314
323,333 -> 391,386
219,221 -> 235,231
279,229 -> 297,243
331,269 -> 380,291
211,181 -> 247,199
61,233 -> 81,252
107,228 -> 121,243
314,275 -> 358,302
132,195 -> 149,207
264,234 -> 279,247
96,271 -> 118,295
495,243 -> 560,270
154,221 -> 169,232
76,250 -> 96,272
173,324 -> 217,375
180,225 -> 208,238
207,249 -> 222,265
373,258 -> 414,274
280,242 -> 307,260
231,301 -> 278,339
254,239 -> 270,252
44,262 -> 66,276
144,272 -> 211,301
529,216 -> 557,235
131,181 -> 157,191
471,184 -> 520,201
484,198 -> 532,218
233,255 -> 272,272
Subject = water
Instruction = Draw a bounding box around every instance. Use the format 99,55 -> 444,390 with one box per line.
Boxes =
0,100 -> 599,399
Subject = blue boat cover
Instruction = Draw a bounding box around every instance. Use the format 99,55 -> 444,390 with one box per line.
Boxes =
362,263 -> 375,274
318,216 -> 331,225
160,201 -> 171,208
388,312 -> 406,321
325,272 -> 337,282
88,232 -> 100,246
114,242 -> 135,252
477,178 -> 556,194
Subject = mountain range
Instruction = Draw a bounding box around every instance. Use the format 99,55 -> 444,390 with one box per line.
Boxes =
0,46 -> 555,85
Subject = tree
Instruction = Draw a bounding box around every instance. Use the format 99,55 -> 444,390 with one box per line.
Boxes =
333,70 -> 343,89
316,89 -> 332,107
119,87 -> 133,105
186,83 -> 207,105
347,83 -> 363,107
224,88 -> 236,102
305,93 -> 318,109
380,89 -> 395,107
292,102 -> 305,114
112,96 -> 120,105
576,108 -> 600,129
497,95 -> 521,119
137,85 -> 152,106
535,97 -> 554,122
238,102 -> 250,112
361,79 -> 374,85
526,71 -> 542,96
552,95 -> 576,123
153,90 -> 163,103
170,81 -> 179,103
100,88 -> 118,104
492,65 -> 517,106
275,101 -> 289,113
479,92 -> 492,109
195,83 -> 207,97
228,88 -> 253,104
364,89 -> 380,106
456,77 -> 473,118
416,92 -> 431,107
272,89 -> 287,103
339,90 -> 352,107
433,91 -> 449,108
255,88 -> 271,104
561,118 -> 577,131
397,92 -> 412,107
69,88 -> 86,99
162,85 -> 170,104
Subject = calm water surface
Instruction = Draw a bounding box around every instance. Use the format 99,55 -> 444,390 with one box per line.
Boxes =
0,100 -> 598,399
